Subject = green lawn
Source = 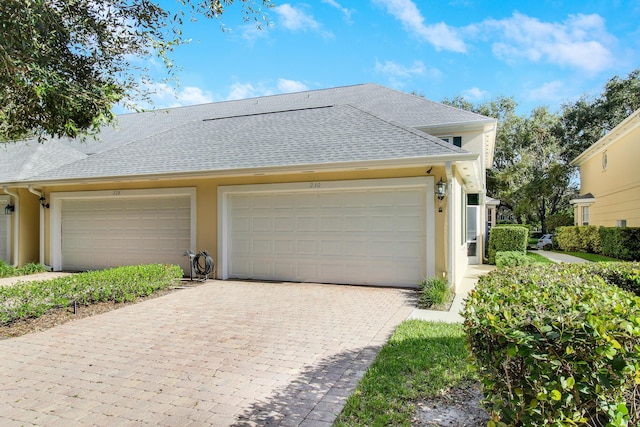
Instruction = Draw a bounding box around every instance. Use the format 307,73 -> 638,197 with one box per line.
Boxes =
526,251 -> 555,264
334,320 -> 475,426
553,251 -> 620,262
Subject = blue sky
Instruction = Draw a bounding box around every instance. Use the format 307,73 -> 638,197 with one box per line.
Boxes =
134,0 -> 640,115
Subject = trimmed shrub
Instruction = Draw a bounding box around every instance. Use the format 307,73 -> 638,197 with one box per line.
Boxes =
579,226 -> 601,253
555,226 -> 581,251
555,225 -> 601,253
600,227 -> 640,261
462,262 -> 640,426
0,260 -> 48,278
495,251 -> 530,268
418,277 -> 452,308
488,226 -> 528,265
0,264 -> 183,325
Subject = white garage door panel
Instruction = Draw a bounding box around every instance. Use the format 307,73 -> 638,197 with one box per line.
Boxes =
227,187 -> 426,287
62,197 -> 191,271
0,196 -> 9,263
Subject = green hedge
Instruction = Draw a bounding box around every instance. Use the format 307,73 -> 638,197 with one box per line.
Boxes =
600,227 -> 640,261
0,264 -> 183,325
488,226 -> 529,265
463,262 -> 640,426
495,251 -> 531,268
556,226 -> 601,253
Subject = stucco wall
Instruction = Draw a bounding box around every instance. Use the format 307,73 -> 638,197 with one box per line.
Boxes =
40,165 -> 452,281
580,125 -> 640,226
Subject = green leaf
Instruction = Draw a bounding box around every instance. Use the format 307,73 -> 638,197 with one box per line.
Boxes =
550,390 -> 562,401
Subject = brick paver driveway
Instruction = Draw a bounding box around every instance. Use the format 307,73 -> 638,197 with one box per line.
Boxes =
0,280 -> 413,426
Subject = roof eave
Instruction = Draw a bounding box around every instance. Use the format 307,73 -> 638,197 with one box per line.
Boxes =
12,153 -> 480,187
571,108 -> 640,166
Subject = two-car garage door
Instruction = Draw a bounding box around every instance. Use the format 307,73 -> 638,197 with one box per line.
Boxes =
219,178 -> 434,287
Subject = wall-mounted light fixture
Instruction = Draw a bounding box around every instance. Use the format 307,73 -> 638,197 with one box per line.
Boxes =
39,196 -> 49,209
4,204 -> 14,215
436,178 -> 447,201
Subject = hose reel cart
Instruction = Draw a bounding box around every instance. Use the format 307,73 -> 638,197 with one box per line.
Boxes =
183,250 -> 214,282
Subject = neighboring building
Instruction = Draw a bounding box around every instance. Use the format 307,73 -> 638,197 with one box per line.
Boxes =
0,84 -> 496,291
570,108 -> 640,227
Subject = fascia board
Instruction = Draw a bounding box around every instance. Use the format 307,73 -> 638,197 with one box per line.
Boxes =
14,154 -> 480,187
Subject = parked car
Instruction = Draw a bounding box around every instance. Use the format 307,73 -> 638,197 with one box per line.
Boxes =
536,234 -> 554,250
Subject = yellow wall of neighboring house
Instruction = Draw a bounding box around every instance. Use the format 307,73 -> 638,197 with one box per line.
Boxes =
576,114 -> 640,227
35,165 -> 462,285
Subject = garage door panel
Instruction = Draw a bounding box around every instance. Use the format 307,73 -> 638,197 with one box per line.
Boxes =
226,184 -> 427,287
274,240 -> 294,255
297,240 -> 318,255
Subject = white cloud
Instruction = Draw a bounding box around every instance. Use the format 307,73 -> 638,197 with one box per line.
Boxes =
481,12 -> 615,73
462,87 -> 489,101
373,0 -> 466,52
241,23 -> 271,43
375,59 -> 442,79
374,59 -> 441,90
224,79 -> 309,101
322,0 -> 353,21
375,59 -> 427,78
277,79 -> 309,93
139,83 -> 214,109
274,3 -> 333,38
226,82 -> 271,100
528,80 -> 566,102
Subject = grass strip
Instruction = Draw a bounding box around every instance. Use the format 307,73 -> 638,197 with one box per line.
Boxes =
334,320 -> 475,427
554,250 -> 620,262
525,251 -> 555,264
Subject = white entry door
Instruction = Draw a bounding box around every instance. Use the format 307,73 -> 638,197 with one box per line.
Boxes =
219,178 -> 434,287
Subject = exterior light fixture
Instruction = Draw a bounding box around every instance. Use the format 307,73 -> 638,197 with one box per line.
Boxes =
4,204 -> 14,215
39,196 -> 49,209
436,178 -> 447,201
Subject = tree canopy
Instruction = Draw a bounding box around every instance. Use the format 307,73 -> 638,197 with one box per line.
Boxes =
0,0 -> 271,141
444,68 -> 640,232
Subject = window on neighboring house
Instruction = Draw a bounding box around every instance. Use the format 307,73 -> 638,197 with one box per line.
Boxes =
582,206 -> 589,225
440,136 -> 462,147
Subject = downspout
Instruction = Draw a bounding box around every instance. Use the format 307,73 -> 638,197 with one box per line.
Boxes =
27,186 -> 52,270
2,186 -> 19,267
445,162 -> 455,288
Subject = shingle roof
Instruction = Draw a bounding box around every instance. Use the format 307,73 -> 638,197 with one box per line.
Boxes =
0,140 -> 86,183
57,83 -> 494,156
33,104 -> 471,181
2,83 -> 490,184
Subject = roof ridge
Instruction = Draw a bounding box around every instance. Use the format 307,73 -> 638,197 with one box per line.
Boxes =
202,105 -> 334,121
115,83 -> 371,117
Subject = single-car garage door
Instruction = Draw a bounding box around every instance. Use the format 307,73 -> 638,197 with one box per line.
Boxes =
52,189 -> 194,272
219,178 -> 434,287
0,195 -> 10,264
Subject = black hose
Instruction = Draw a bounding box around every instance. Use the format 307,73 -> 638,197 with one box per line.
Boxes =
193,250 -> 214,277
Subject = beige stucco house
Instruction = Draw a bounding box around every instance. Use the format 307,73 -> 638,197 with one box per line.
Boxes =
0,84 -> 496,291
570,107 -> 640,227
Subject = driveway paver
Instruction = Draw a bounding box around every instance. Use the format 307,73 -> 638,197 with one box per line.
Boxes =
0,280 -> 414,426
